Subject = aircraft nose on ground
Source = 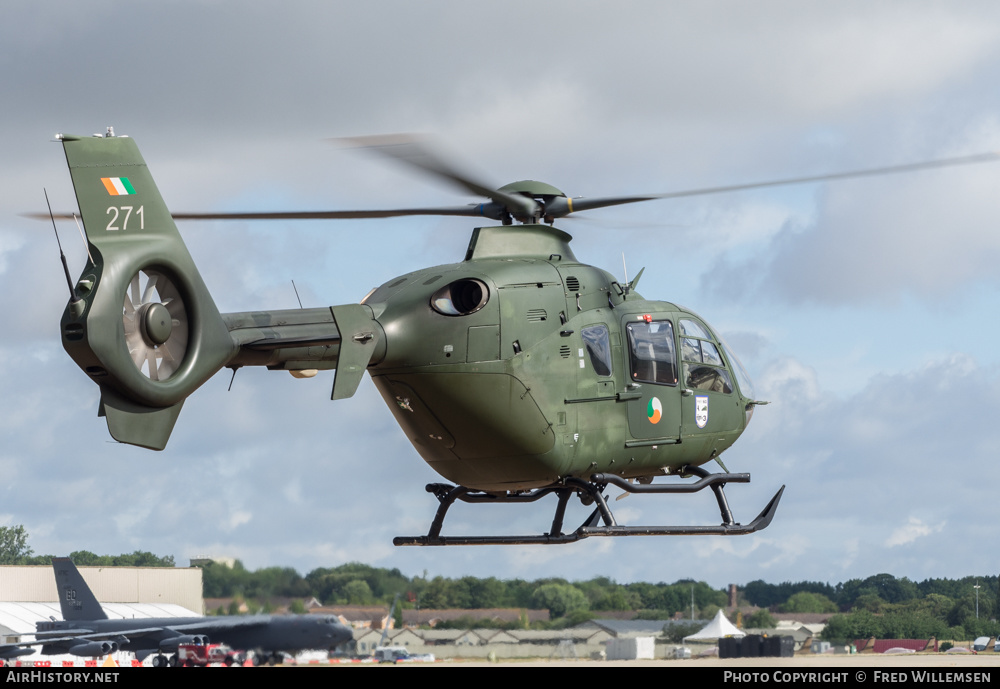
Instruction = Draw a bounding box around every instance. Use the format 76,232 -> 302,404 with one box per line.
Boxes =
329,620 -> 352,646
315,616 -> 351,646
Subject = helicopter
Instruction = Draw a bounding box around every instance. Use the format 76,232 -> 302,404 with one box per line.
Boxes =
48,129 -> 999,545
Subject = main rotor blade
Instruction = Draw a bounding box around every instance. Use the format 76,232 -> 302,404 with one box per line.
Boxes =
544,195 -> 659,218
26,207 -> 504,222
653,150 -> 1000,202
336,134 -> 538,219
544,151 -> 1000,219
170,204 -> 505,221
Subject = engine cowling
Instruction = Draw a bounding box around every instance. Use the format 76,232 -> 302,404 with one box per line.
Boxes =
158,634 -> 209,651
67,641 -> 118,657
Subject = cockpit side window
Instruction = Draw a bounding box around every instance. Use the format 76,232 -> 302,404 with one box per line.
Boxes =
626,320 -> 677,385
721,342 -> 755,399
679,319 -> 711,339
681,337 -> 723,367
680,318 -> 732,394
581,324 -> 613,377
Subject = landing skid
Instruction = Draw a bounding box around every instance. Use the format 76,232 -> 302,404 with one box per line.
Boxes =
393,465 -> 785,546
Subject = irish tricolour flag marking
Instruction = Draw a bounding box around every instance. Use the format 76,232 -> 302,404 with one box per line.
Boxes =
647,397 -> 662,424
101,177 -> 136,196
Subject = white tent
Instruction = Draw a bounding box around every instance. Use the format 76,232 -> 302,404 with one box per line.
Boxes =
683,610 -> 746,642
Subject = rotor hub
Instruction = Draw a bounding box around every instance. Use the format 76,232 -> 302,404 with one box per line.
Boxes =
139,302 -> 173,346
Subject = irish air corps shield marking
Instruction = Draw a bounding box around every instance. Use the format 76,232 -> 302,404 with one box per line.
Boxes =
695,395 -> 709,428
647,397 -> 662,424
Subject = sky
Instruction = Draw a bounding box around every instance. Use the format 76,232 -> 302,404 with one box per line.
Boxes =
4,1 -> 1000,591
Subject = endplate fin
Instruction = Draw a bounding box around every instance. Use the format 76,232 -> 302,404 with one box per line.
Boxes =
330,304 -> 380,400
99,388 -> 184,451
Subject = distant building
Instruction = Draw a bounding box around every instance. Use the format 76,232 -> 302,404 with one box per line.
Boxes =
189,557 -> 237,569
401,608 -> 549,627
0,564 -> 202,613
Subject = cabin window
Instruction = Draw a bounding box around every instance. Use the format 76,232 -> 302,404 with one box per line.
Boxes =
627,320 -> 677,385
581,324 -> 612,377
430,278 -> 490,316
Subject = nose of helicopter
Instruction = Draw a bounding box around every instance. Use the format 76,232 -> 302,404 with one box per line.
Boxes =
718,339 -> 758,425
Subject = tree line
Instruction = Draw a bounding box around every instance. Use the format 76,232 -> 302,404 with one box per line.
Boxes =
1,526 -> 995,638
0,525 -> 174,568
201,560 -> 999,640
746,575 -> 1000,643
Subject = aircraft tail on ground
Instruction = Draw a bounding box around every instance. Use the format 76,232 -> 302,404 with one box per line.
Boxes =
52,557 -> 107,621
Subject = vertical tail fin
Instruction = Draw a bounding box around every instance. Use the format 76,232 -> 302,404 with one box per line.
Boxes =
52,558 -> 107,621
57,131 -> 235,449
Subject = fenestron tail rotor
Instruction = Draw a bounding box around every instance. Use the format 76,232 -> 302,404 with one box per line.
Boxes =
122,269 -> 189,381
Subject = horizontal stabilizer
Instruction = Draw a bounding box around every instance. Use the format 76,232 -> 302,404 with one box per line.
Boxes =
224,307 -> 342,352
224,304 -> 383,397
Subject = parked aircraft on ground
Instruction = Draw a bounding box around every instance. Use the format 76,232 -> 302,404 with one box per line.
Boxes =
0,558 -> 351,666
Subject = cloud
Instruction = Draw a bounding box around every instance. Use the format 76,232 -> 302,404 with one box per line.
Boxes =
721,351 -> 1000,580
885,517 -> 945,548
226,511 -> 253,532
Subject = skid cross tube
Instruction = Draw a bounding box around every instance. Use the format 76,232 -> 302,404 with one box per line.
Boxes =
394,470 -> 785,546
593,464 -> 743,525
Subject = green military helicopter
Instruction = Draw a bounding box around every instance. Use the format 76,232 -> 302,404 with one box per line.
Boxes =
49,130 -> 998,545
